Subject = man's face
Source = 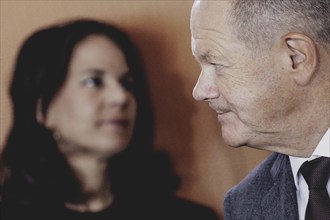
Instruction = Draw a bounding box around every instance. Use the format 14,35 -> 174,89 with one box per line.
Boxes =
190,0 -> 301,150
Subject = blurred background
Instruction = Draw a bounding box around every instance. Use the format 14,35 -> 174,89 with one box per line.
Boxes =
0,1 -> 269,218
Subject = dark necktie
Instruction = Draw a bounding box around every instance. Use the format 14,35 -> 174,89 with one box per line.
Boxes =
299,157 -> 330,220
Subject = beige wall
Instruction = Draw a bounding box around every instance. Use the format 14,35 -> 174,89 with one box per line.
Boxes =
0,1 -> 269,218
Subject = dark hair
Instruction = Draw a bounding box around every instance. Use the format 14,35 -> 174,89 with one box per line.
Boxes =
229,0 -> 330,50
0,19 -> 168,206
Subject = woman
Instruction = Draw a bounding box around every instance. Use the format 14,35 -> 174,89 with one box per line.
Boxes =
0,19 -> 218,219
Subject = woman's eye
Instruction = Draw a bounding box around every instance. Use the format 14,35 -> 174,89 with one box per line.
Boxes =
83,77 -> 103,88
120,75 -> 135,91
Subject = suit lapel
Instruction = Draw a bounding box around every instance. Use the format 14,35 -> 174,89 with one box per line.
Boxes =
261,154 -> 299,219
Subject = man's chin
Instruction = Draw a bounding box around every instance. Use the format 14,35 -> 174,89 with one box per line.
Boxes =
222,138 -> 247,148
219,121 -> 249,148
226,143 -> 247,148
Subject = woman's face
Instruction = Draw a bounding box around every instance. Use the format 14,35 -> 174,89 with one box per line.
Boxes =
41,35 -> 137,157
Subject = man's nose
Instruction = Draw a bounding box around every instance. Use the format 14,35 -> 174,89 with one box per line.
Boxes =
192,71 -> 219,101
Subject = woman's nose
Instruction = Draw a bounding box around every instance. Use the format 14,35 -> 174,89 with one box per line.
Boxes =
106,82 -> 128,107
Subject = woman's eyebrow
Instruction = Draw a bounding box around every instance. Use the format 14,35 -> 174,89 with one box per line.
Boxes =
80,68 -> 105,76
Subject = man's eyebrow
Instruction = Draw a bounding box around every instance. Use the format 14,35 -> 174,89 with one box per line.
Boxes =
200,53 -> 211,61
198,50 -> 218,62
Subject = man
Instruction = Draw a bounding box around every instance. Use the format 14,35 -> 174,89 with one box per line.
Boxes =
190,0 -> 329,219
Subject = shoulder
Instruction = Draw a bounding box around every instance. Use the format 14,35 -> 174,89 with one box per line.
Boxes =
154,196 -> 218,220
0,201 -> 44,220
224,153 -> 288,219
229,153 -> 284,192
173,197 -> 218,219
0,198 -> 61,220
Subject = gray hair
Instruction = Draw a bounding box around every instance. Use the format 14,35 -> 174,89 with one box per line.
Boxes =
229,0 -> 330,50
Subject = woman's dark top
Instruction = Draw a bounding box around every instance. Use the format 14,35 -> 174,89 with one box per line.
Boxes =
0,196 -> 218,219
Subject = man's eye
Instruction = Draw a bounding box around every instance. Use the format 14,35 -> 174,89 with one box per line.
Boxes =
210,62 -> 221,67
83,77 -> 103,88
209,62 -> 227,70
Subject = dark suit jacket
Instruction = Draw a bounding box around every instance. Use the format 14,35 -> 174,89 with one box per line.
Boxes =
224,153 -> 299,220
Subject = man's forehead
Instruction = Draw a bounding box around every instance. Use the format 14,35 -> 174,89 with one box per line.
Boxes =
191,0 -> 231,27
191,0 -> 232,39
192,0 -> 215,17
192,0 -> 231,12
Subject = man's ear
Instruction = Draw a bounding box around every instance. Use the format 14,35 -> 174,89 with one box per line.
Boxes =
281,33 -> 318,86
36,99 -> 45,124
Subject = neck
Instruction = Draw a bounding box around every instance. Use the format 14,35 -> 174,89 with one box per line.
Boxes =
280,102 -> 329,157
65,154 -> 113,212
283,76 -> 330,157
284,125 -> 328,157
253,109 -> 329,157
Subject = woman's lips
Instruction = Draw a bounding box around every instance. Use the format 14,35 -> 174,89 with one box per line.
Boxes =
98,118 -> 129,127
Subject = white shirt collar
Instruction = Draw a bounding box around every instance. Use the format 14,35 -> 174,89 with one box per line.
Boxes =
289,128 -> 330,189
